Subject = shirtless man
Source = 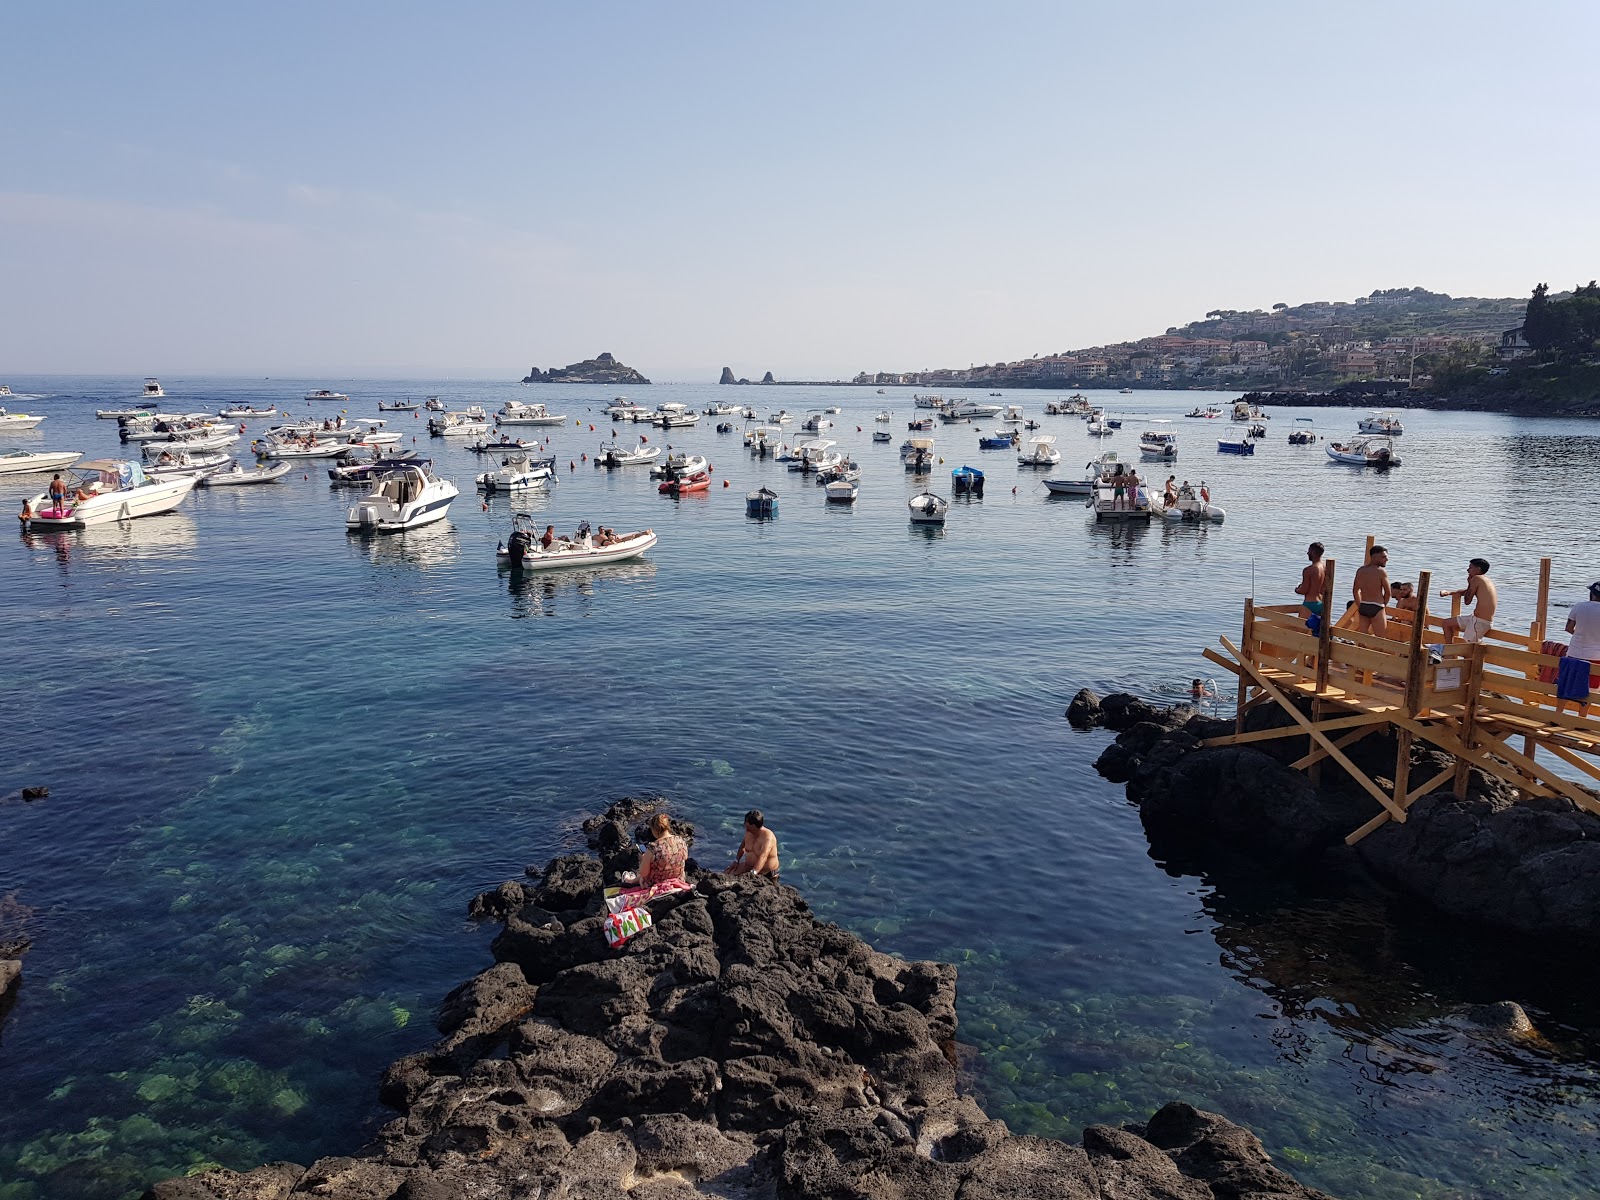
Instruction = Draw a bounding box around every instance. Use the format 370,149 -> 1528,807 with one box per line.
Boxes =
1440,558 -> 1497,643
726,809 -> 780,883
1295,542 -> 1326,622
1352,544 -> 1390,637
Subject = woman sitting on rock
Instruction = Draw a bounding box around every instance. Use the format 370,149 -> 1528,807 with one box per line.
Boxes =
637,814 -> 687,887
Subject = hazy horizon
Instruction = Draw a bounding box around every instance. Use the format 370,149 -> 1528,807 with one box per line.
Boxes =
5,2 -> 1595,378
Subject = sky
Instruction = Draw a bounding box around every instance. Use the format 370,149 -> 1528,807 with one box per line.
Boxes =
3,1 -> 1596,381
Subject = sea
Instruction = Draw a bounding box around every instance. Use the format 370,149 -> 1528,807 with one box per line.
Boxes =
1,377 -> 1597,1199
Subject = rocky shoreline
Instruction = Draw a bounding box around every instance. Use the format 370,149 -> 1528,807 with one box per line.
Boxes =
1071,690 -> 1600,940
146,799 -> 1335,1200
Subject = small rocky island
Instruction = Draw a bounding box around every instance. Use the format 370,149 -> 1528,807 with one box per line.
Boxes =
521,352 -> 651,385
719,368 -> 777,385
146,799 -> 1334,1200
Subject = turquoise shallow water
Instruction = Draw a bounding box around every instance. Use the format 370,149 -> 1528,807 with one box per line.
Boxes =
2,377 -> 1599,1198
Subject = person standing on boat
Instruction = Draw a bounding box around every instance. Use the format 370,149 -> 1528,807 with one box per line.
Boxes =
47,474 -> 66,511
726,810 -> 780,883
1164,476 -> 1178,507
1440,559 -> 1497,644
1296,542 -> 1327,625
1352,545 -> 1391,638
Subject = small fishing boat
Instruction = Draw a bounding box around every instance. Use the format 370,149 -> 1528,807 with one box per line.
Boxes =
768,410 -> 793,424
906,417 -> 934,432
826,406 -> 842,415
497,519 -> 657,570
0,408 -> 45,431
900,437 -> 936,473
649,452 -> 710,479
824,479 -> 859,504
658,470 -> 712,496
1018,435 -> 1061,467
978,428 -> 1019,450
0,449 -> 83,476
143,378 -> 165,399
1001,405 -> 1024,423
21,460 -> 197,528
1023,419 -> 1041,431
716,422 -> 735,433
1326,435 -> 1401,467
476,453 -> 557,492
198,460 -> 292,486
377,399 -> 420,412
596,442 -> 660,468
908,492 -> 949,526
1184,405 -> 1223,419
346,463 -> 458,532
1247,422 -> 1267,439
872,430 -> 892,443
497,401 -> 567,426
746,487 -> 779,519
1043,451 -> 1122,496
1357,410 -> 1405,435
951,465 -> 985,497
814,459 -> 861,486
801,410 -> 834,432
305,389 -> 350,402
1118,387 -> 1134,395
1287,417 -> 1319,445
1216,426 -> 1255,455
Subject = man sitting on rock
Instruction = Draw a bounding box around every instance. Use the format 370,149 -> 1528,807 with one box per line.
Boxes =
726,809 -> 780,883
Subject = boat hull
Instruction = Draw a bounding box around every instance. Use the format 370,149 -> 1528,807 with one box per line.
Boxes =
498,531 -> 657,571
0,451 -> 84,476
24,475 -> 197,528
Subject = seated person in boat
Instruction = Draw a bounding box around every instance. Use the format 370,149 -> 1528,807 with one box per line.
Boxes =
540,524 -> 557,550
637,814 -> 689,887
726,809 -> 780,883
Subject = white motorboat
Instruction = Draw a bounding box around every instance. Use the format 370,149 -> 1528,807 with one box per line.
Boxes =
476,453 -> 557,492
824,479 -> 859,504
1215,426 -> 1256,455
826,406 -> 842,414
346,463 -> 458,532
1001,405 -> 1024,423
378,399 -> 420,412
423,396 -> 446,411
596,442 -> 661,468
768,410 -> 793,424
328,454 -> 421,486
144,448 -> 232,477
1138,425 -> 1178,461
788,439 -> 839,473
0,386 -> 11,396
1091,478 -> 1153,521
649,452 -> 710,479
0,449 -> 83,476
1018,435 -> 1061,467
258,437 -> 355,460
1087,410 -> 1113,436
1288,417 -> 1319,445
874,410 -> 892,422
198,460 -> 292,486
96,404 -> 158,419
815,458 -> 861,486
703,402 -> 743,416
140,430 -> 240,455
801,410 -> 834,432
1150,482 -> 1225,523
0,408 -> 45,431
428,407 -> 492,437
1184,405 -> 1223,419
1043,451 -> 1122,495
305,389 -> 350,403
21,460 -> 196,528
1357,410 -> 1405,435
872,430 -> 892,443
655,403 -> 700,428
908,492 -> 948,525
143,378 -> 165,399
497,401 -> 568,426
912,394 -> 948,410
497,521 -> 657,570
1326,435 -> 1401,467
900,437 -> 936,473
218,405 -> 278,419
945,399 -> 1003,420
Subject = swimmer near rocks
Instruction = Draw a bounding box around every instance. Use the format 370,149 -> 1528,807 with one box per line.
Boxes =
144,797 -> 1337,1200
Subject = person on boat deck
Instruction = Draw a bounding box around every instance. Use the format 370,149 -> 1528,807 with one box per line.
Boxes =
1440,558 -> 1497,644
1296,542 -> 1327,621
47,474 -> 66,508
726,809 -> 780,883
1199,481 -> 1211,504
19,498 -> 33,522
637,814 -> 689,887
1164,476 -> 1178,505
73,485 -> 92,502
1125,468 -> 1141,509
1178,480 -> 1194,500
1352,544 -> 1391,638
1110,465 -> 1127,510
540,524 -> 557,550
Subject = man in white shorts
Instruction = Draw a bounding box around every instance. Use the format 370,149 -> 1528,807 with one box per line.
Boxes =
1441,558 -> 1497,643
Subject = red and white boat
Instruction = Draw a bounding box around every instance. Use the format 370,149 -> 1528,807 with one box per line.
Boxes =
658,470 -> 712,495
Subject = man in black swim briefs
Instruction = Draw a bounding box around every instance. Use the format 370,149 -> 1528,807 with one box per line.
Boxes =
1352,545 -> 1391,638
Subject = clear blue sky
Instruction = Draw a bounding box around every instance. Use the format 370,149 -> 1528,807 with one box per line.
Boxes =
4,2 -> 1595,380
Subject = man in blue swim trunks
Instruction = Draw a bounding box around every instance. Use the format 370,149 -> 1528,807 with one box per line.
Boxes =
1296,542 -> 1327,622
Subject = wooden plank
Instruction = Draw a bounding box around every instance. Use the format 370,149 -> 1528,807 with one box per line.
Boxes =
1254,651 -> 1321,680
1321,669 -> 1406,705
1484,644 -> 1561,671
1540,740 -> 1600,786
1254,607 -> 1319,631
1220,635 -> 1409,823
1477,693 -> 1600,739
1329,641 -> 1411,676
1201,711 -> 1388,748
1291,722 -> 1388,770
1454,644 -> 1486,798
1469,729 -> 1600,815
1345,762 -> 1458,845
1333,624 -> 1418,654
1403,571 -> 1432,716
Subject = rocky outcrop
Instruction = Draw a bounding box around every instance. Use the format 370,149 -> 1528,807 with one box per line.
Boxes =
522,352 -> 651,385
761,372 -> 775,384
719,367 -> 737,385
1086,696 -> 1600,939
146,801 -> 1336,1200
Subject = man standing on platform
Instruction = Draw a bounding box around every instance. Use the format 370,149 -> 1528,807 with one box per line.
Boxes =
1296,542 -> 1327,626
1352,545 -> 1391,638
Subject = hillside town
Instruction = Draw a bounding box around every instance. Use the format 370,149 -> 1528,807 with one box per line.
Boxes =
857,287 -> 1529,390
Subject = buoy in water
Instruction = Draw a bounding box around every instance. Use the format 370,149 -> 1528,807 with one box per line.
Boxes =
722,479 -> 730,487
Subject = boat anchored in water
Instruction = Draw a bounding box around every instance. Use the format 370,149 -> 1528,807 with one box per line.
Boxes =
596,442 -> 660,468
476,453 -> 558,492
824,478 -> 859,504
1018,435 -> 1061,467
0,408 -> 45,432
746,487 -> 779,519
497,518 -> 657,570
198,460 -> 292,486
1138,425 -> 1178,461
305,389 -> 351,403
21,459 -> 196,528
346,462 -> 459,532
0,449 -> 83,476
1326,435 -> 1401,467
1287,417 -> 1319,445
1357,410 -> 1405,435
429,406 -> 492,437
497,401 -> 568,426
1150,480 -> 1225,523
908,492 -> 949,526
900,437 -> 936,473
1216,426 -> 1256,455
218,405 -> 278,419
143,378 -> 166,399
951,465 -> 984,497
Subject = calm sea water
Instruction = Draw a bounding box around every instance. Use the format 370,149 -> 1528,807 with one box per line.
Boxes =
1,377 -> 1598,1199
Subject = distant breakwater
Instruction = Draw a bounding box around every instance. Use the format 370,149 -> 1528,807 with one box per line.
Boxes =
145,798 -> 1338,1200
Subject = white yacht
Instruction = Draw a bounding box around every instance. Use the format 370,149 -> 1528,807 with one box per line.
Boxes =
1018,435 -> 1061,467
0,449 -> 83,476
944,399 -> 1003,421
144,448 -> 232,477
0,385 -> 11,396
143,378 -> 165,399
476,453 -> 557,492
0,408 -> 46,432
497,401 -> 568,426
347,463 -> 459,532
305,389 -> 351,403
1357,410 -> 1405,435
801,410 -> 834,432
22,460 -> 197,528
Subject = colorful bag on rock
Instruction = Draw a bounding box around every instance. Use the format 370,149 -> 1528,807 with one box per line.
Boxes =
604,905 -> 652,948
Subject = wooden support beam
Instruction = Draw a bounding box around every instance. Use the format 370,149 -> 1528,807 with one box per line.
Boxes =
1524,558 -> 1552,769
1344,763 -> 1472,845
1454,644 -> 1485,799
1403,570 -> 1432,717
1315,559 -> 1336,694
1201,711 -> 1388,749
1236,599 -> 1254,735
1468,728 -> 1600,816
1292,721 -> 1387,770
1220,634 -> 1408,823
1393,729 -> 1413,814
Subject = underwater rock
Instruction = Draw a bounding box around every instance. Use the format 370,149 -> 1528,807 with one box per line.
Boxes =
1459,1000 -> 1537,1038
22,785 -> 49,800
149,799 -> 1341,1200
0,957 -> 20,1000
1066,688 -> 1103,728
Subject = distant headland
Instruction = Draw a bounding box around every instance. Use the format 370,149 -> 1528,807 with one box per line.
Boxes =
521,352 -> 650,385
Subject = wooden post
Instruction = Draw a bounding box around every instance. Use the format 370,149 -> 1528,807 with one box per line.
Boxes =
1394,730 -> 1413,815
1315,559 -> 1336,695
1403,571 -> 1432,717
1236,598 -> 1254,734
1526,557 -> 1553,767
1308,699 -> 1323,787
1453,643 -> 1485,798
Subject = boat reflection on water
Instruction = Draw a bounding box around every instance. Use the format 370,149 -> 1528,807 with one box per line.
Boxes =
349,521 -> 461,570
17,511 -> 199,566
1083,510 -> 1152,558
504,558 -> 657,618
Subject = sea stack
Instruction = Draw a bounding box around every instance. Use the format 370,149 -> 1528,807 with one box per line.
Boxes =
719,367 -> 736,384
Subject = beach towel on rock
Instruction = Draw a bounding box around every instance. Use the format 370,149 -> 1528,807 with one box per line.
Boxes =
604,878 -> 692,916
603,905 -> 652,948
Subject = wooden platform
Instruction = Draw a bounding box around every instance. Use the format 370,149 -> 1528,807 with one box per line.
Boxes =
1201,548 -> 1600,843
